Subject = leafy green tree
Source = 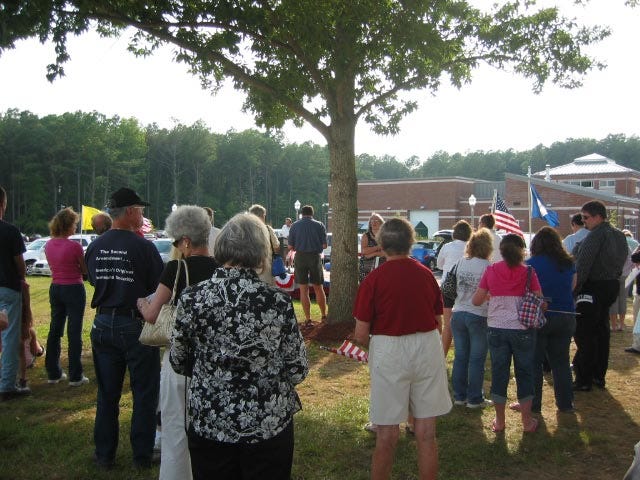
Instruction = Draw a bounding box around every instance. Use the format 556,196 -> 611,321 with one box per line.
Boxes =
1,1 -> 609,322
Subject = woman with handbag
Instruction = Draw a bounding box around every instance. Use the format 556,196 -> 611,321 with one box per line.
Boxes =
472,234 -> 543,434
170,213 -> 308,480
437,220 -> 472,355
137,205 -> 219,480
359,213 -> 386,282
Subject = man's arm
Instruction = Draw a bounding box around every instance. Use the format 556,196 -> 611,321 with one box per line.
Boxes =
354,319 -> 371,347
13,254 -> 25,280
574,230 -> 600,290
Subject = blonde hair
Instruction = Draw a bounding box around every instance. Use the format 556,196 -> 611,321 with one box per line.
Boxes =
49,208 -> 79,237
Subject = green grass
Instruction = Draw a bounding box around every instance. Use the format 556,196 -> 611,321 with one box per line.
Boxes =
1,276 -> 639,479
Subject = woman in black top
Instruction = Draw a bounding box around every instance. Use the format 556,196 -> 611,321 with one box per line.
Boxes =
138,205 -> 219,480
359,213 -> 386,282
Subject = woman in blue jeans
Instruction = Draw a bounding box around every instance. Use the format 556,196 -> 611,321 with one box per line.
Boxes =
451,228 -> 492,408
473,234 -> 543,433
525,226 -> 576,413
44,208 -> 87,385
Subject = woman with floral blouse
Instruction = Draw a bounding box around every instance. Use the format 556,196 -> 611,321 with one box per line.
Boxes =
170,212 -> 308,480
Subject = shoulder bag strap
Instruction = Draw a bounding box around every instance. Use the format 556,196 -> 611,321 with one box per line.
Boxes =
525,265 -> 532,293
169,259 -> 182,304
182,259 -> 190,286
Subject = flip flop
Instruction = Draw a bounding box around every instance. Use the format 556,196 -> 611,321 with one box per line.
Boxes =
508,402 -> 521,412
523,417 -> 539,433
491,419 -> 505,433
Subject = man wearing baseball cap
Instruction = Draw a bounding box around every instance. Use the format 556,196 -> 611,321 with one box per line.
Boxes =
85,187 -> 164,470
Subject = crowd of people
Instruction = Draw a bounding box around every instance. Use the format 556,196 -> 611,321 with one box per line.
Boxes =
0,182 -> 637,479
353,203 -> 632,479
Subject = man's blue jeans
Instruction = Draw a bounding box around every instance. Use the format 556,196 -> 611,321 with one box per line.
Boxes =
533,313 -> 576,412
0,287 -> 22,392
90,313 -> 160,465
488,327 -> 536,404
451,311 -> 488,404
45,283 -> 86,382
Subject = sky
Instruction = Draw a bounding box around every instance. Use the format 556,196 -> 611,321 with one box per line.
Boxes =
0,0 -> 638,161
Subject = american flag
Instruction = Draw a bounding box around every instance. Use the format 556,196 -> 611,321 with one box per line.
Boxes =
494,194 -> 523,236
141,217 -> 154,234
319,340 -> 369,362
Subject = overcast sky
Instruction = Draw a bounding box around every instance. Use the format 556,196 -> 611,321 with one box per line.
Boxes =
0,0 -> 637,161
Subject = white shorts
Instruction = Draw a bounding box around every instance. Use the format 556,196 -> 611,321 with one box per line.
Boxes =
369,331 -> 452,425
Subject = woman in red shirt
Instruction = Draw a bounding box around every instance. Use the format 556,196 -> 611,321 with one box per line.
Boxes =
44,208 -> 88,386
354,218 -> 451,480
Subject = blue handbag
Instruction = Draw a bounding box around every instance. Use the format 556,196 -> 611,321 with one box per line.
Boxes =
272,254 -> 286,277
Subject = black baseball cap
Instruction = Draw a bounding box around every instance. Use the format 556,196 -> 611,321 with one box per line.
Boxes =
106,187 -> 150,208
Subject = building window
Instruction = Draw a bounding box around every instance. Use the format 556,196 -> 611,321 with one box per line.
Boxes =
599,179 -> 616,192
562,179 -> 594,188
624,217 -> 637,239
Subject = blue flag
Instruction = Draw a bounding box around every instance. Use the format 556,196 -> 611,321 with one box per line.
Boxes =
531,185 -> 560,227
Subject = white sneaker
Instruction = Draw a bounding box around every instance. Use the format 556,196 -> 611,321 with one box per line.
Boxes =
363,422 -> 377,433
69,376 -> 89,387
453,399 -> 467,406
48,372 -> 67,384
467,399 -> 493,409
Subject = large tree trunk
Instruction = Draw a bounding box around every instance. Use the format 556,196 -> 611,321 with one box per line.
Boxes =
326,119 -> 359,324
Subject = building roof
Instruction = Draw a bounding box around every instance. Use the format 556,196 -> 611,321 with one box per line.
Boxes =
533,153 -> 637,176
506,173 -> 640,206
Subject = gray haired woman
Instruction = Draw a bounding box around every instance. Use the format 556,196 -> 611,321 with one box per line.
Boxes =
137,205 -> 219,480
170,213 -> 308,480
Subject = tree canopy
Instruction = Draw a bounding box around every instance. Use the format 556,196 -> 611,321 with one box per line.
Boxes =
0,0 -> 610,323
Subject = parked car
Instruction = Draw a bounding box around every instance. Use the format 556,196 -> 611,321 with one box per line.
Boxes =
410,240 -> 440,270
31,259 -> 52,276
153,238 -> 173,264
69,234 -> 97,252
24,237 -> 50,274
428,229 -> 454,271
322,232 -> 363,264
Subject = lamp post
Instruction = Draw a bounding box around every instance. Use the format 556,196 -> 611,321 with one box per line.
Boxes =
321,203 -> 329,227
468,194 -> 477,228
294,199 -> 301,219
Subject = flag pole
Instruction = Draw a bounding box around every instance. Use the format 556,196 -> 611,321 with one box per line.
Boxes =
491,189 -> 497,214
527,165 -> 532,241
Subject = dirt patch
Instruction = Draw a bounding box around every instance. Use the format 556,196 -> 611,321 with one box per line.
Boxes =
301,319 -> 355,342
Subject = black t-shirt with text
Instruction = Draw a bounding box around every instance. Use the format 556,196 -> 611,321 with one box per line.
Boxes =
86,229 -> 164,309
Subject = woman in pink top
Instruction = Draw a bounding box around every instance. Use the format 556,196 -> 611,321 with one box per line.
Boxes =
44,208 -> 88,386
472,234 -> 543,434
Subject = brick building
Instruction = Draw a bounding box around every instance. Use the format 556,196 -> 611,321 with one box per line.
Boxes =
338,153 -> 640,238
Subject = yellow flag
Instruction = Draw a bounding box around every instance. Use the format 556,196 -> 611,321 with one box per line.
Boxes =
81,205 -> 104,231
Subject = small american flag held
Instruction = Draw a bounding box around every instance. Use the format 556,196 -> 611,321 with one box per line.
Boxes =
494,193 -> 523,236
320,340 -> 369,363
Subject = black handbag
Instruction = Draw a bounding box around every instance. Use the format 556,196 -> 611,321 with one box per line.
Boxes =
440,261 -> 459,302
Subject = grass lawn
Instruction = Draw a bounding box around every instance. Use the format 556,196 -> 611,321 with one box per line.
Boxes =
1,276 -> 639,479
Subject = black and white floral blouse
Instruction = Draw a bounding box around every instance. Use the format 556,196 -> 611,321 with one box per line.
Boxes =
170,267 -> 308,444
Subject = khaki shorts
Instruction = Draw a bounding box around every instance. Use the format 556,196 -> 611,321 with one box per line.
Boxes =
294,252 -> 323,285
369,331 -> 452,425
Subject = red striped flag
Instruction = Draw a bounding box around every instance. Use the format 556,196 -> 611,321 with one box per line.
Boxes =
494,194 -> 523,236
320,340 -> 369,362
141,217 -> 154,234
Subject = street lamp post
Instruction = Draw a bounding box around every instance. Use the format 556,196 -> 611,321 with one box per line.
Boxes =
322,203 -> 329,227
468,194 -> 477,228
294,199 -> 301,219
